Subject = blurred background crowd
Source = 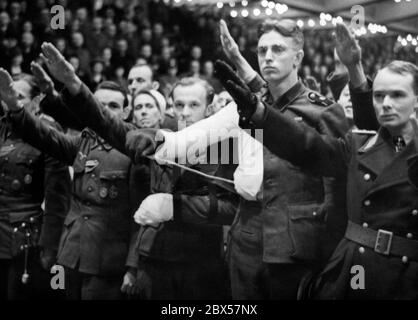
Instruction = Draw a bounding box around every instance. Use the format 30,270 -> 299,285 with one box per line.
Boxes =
0,0 -> 417,99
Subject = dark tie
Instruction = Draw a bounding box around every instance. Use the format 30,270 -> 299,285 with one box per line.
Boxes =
393,136 -> 406,153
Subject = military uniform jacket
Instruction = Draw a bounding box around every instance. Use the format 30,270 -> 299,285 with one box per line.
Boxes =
231,76 -> 348,265
253,93 -> 418,299
9,107 -> 149,276
57,83 -> 239,263
0,115 -> 71,259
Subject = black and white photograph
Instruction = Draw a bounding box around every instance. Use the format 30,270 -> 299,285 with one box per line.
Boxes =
0,0 -> 418,308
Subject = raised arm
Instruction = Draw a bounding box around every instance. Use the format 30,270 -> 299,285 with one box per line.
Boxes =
39,42 -> 136,154
31,62 -> 85,131
0,68 -> 79,165
334,22 -> 379,130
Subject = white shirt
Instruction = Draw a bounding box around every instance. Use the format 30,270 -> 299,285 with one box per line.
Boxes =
155,102 -> 264,200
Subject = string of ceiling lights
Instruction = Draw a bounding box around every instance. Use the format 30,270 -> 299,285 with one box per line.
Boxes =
168,0 -> 418,51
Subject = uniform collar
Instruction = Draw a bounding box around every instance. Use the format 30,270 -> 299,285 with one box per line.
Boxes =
263,80 -> 306,111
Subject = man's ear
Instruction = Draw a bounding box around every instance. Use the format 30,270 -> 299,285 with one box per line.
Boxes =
122,105 -> 132,122
204,103 -> 214,117
294,49 -> 304,69
152,81 -> 160,90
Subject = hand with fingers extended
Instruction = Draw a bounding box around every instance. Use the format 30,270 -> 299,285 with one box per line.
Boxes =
125,128 -> 160,164
334,22 -> 361,67
0,68 -> 22,111
40,42 -> 82,94
30,61 -> 55,96
219,19 -> 257,82
214,60 -> 260,127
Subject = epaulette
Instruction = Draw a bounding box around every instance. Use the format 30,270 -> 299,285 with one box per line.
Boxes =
352,129 -> 377,135
307,91 -> 333,107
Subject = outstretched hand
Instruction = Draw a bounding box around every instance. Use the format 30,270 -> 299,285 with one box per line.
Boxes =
334,22 -> 361,67
40,42 -> 81,93
31,62 -> 55,95
0,68 -> 21,111
220,19 -> 241,61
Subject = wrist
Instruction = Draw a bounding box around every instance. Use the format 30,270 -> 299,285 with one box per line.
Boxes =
347,63 -> 367,89
8,100 -> 24,112
66,76 -> 82,95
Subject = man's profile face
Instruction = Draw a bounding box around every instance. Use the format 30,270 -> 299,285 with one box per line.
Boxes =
94,89 -> 125,119
127,66 -> 153,96
373,68 -> 418,132
257,30 -> 300,83
338,84 -> 353,120
172,83 -> 208,127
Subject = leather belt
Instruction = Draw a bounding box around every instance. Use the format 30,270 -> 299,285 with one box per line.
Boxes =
345,221 -> 418,261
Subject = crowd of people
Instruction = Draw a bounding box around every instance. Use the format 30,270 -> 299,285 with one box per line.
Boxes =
1,0 -> 418,301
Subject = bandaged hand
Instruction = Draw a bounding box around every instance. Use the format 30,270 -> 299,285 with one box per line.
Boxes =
134,193 -> 174,226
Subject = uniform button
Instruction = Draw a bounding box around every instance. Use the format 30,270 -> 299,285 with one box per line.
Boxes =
84,216 -> 89,220
91,174 -> 95,178
358,247 -> 365,254
87,186 -> 93,192
402,256 -> 409,264
241,116 -> 247,122
312,211 -> 317,217
98,146 -> 103,151
4,157 -> 8,161
364,199 -> 371,206
363,173 -> 371,181
362,222 -> 368,228
407,233 -> 413,239
412,209 -> 418,216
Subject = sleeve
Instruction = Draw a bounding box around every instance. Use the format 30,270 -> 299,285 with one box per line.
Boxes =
40,92 -> 85,131
125,163 -> 151,268
326,71 -> 349,101
156,102 -> 240,163
246,73 -> 266,93
175,164 -> 239,225
350,78 -> 380,131
61,83 -> 136,154
317,102 -> 350,138
8,108 -> 79,165
253,103 -> 351,178
38,149 -> 72,251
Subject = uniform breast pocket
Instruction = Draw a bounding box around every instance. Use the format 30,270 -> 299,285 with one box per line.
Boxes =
99,170 -> 128,202
288,203 -> 326,262
13,152 -> 41,192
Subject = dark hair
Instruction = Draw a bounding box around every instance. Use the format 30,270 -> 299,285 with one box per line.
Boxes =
170,77 -> 215,106
258,19 -> 304,50
382,60 -> 418,94
96,81 -> 129,108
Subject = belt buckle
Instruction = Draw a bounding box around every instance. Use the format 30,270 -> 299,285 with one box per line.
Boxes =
374,229 -> 393,255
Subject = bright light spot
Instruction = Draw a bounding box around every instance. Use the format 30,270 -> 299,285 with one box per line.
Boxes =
297,19 -> 304,28
382,26 -> 387,33
394,0 -> 401,3
325,14 -> 332,21
266,8 -> 273,15
415,47 -> 418,53
332,18 -> 337,25
241,9 -> 249,17
229,1 -> 235,7
397,35 -> 402,42
174,0 -> 181,3
412,39 -> 418,46
308,19 -> 315,27
268,2 -> 275,9
261,0 -> 268,7
320,19 -> 326,26
253,8 -> 261,16
242,0 -> 248,6
217,2 -> 224,8
401,39 -> 408,46
336,16 -> 343,23
230,9 -> 238,17
407,34 -> 413,41
320,13 -> 326,20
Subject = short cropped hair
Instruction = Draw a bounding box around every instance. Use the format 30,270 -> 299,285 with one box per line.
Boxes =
96,81 -> 129,108
129,63 -> 154,81
171,77 -> 215,106
258,19 -> 304,50
382,60 -> 418,95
